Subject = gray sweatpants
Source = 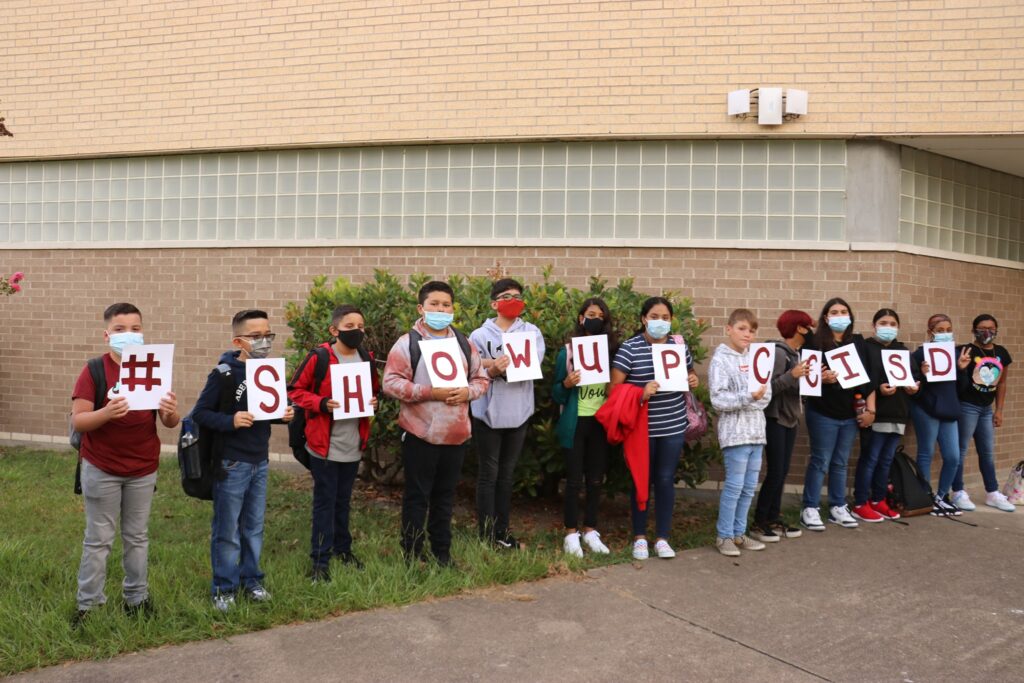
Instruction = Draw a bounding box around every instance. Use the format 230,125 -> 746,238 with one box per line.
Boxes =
76,460 -> 157,610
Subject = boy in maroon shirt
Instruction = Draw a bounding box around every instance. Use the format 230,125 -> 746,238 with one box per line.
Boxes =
70,303 -> 179,622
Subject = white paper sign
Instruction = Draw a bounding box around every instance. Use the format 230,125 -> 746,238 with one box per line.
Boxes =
118,344 -> 174,410
881,350 -> 916,388
923,342 -> 956,383
330,361 -> 374,419
571,335 -> 610,386
501,332 -> 543,383
419,337 -> 469,388
246,358 -> 287,421
748,343 -> 776,393
800,349 -> 822,397
652,343 -> 690,392
825,344 -> 870,389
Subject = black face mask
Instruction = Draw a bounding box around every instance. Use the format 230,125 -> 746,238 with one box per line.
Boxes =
582,317 -> 605,335
336,329 -> 365,349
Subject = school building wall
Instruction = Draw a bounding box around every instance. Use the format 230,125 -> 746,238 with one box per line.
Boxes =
0,245 -> 1021,493
3,0 -> 1024,160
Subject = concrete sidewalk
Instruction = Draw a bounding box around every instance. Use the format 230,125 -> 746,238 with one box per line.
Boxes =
17,506 -> 1024,683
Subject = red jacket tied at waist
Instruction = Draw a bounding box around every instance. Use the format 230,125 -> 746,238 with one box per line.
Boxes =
595,383 -> 650,511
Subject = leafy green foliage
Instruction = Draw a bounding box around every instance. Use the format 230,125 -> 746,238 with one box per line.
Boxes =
285,266 -> 715,496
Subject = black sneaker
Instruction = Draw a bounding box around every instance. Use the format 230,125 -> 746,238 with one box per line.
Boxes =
123,598 -> 154,618
940,495 -> 963,516
434,553 -> 457,569
309,565 -> 331,583
494,533 -> 521,551
749,524 -> 780,543
71,608 -> 91,629
339,551 -> 365,571
930,496 -> 950,517
770,520 -> 803,539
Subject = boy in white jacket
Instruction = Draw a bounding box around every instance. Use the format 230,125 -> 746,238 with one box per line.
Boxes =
709,309 -> 772,557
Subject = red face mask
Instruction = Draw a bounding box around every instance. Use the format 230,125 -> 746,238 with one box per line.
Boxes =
495,298 -> 525,319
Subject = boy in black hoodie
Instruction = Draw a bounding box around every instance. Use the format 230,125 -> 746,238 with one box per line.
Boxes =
193,310 -> 294,611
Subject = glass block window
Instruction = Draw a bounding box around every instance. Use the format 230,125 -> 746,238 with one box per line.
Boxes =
0,141 -> 846,245
899,147 -> 1024,262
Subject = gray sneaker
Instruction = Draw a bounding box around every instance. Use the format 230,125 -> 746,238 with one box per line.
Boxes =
245,585 -> 271,602
716,537 -> 740,557
734,535 -> 766,551
212,593 -> 235,613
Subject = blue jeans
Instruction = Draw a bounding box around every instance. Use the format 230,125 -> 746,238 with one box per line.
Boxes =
211,459 -> 268,596
631,434 -> 686,539
910,403 -> 959,498
310,456 -> 360,567
717,444 -> 763,539
801,409 -> 858,508
853,431 -> 902,505
956,402 -> 999,493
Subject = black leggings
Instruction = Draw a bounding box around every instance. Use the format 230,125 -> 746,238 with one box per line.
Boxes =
753,418 -> 797,526
563,416 -> 609,530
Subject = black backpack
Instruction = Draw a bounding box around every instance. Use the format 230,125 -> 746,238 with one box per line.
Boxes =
71,356 -> 107,495
287,345 -> 372,470
886,446 -> 934,517
408,328 -> 473,381
177,364 -> 234,500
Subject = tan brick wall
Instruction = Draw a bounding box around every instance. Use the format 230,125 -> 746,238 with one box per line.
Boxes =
1,245 -> 1021,494
3,0 -> 1024,159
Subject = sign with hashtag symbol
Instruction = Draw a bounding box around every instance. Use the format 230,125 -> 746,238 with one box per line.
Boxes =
118,344 -> 175,410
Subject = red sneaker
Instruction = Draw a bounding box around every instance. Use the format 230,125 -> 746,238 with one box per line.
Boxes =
870,499 -> 901,520
851,502 -> 884,523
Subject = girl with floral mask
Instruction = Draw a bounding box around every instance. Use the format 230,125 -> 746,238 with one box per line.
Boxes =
798,297 -> 877,532
851,309 -> 920,523
951,314 -> 1015,512
911,314 -> 972,516
611,297 -> 699,560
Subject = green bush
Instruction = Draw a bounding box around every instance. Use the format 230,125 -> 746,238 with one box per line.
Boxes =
284,266 -> 715,498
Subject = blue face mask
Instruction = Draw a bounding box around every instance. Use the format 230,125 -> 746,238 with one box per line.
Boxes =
827,316 -> 851,333
932,332 -> 954,343
424,311 -> 454,331
874,326 -> 898,343
646,319 -> 672,339
108,331 -> 144,355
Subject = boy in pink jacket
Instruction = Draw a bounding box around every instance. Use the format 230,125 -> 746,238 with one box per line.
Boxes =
383,281 -> 489,567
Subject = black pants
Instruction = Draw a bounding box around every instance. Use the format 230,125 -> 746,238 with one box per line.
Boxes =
400,433 -> 465,560
563,416 -> 609,529
753,418 -> 797,525
309,456 -> 359,568
472,418 -> 528,540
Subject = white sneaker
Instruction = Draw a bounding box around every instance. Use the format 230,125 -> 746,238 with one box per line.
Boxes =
212,594 -> 235,613
653,539 -> 676,559
632,538 -> 649,560
563,532 -> 584,558
951,490 -> 976,511
828,505 -> 859,528
582,529 -> 610,554
986,490 -> 1016,512
800,507 -> 826,532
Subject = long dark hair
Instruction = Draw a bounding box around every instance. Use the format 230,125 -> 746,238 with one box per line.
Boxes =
635,296 -> 674,337
571,297 -> 619,354
812,297 -> 854,350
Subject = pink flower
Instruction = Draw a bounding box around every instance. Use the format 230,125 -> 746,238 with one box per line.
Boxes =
11,283 -> 21,292
10,272 -> 24,283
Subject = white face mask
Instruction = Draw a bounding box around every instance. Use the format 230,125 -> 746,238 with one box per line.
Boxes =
108,331 -> 144,355
247,337 -> 273,359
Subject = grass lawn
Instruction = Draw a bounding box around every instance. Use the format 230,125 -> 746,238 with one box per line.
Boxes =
0,446 -> 721,676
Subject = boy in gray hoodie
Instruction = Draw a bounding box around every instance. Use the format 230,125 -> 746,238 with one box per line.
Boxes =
709,309 -> 772,557
469,278 -> 545,549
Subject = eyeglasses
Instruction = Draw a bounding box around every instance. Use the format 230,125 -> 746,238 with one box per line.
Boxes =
494,294 -> 524,302
237,334 -> 276,342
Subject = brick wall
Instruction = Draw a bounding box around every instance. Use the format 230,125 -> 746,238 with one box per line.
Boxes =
1,245 -> 1021,492
3,0 -> 1024,159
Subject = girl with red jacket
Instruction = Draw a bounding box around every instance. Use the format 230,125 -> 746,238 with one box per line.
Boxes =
288,305 -> 379,582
